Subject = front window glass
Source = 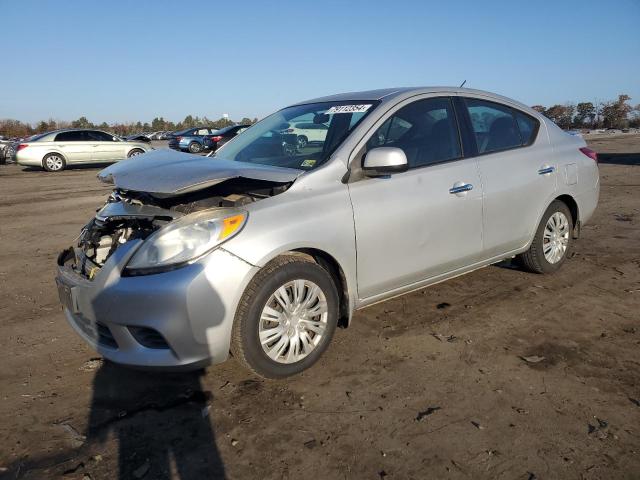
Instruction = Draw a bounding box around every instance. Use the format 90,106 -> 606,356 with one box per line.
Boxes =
366,97 -> 462,168
213,101 -> 378,170
87,131 -> 114,141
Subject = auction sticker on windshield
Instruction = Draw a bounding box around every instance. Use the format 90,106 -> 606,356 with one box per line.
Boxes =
326,104 -> 372,114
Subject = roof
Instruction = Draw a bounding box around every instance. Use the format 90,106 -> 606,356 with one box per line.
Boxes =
291,86 -> 534,112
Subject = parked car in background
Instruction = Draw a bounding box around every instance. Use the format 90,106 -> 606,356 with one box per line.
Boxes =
168,127 -> 215,153
16,129 -> 152,171
55,87 -> 599,378
169,125 -> 250,154
281,121 -> 329,148
208,124 -> 251,150
125,134 -> 152,143
0,137 -> 12,165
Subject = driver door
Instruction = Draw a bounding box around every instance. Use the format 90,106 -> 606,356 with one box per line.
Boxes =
348,97 -> 484,300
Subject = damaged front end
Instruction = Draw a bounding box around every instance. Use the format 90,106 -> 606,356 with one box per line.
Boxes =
59,177 -> 293,279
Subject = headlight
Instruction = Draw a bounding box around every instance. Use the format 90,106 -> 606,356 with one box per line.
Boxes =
125,208 -> 247,273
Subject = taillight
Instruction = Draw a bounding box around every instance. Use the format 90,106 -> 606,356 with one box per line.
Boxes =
211,136 -> 222,142
285,129 -> 294,133
176,136 -> 182,141
579,147 -> 598,163
17,144 -> 28,151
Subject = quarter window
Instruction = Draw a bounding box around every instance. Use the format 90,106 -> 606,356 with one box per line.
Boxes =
367,97 -> 462,168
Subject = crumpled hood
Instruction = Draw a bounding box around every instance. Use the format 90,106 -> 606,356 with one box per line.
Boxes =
97,149 -> 301,196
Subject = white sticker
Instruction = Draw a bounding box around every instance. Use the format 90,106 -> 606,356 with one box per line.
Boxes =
325,104 -> 372,114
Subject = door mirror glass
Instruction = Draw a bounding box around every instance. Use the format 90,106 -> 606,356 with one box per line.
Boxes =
362,147 -> 408,176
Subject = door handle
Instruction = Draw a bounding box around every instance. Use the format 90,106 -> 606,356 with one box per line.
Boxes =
449,182 -> 473,195
538,166 -> 555,175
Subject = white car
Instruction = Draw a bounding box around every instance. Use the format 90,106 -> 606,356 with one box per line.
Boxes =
283,122 -> 329,148
16,129 -> 152,172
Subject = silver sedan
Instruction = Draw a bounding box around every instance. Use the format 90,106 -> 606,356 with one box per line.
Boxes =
16,129 -> 152,171
55,87 -> 599,378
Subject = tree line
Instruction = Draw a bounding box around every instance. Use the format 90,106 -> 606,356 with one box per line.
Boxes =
0,115 -> 258,139
532,94 -> 639,130
1,93 -> 639,139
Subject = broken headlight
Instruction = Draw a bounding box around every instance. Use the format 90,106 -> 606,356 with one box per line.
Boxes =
125,209 -> 247,274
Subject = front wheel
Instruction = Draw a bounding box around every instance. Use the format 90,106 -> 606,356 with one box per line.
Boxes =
231,255 -> 339,378
517,200 -> 573,274
127,149 -> 145,158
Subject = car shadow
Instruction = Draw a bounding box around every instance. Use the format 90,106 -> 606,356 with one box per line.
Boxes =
596,152 -> 640,166
87,361 -> 226,479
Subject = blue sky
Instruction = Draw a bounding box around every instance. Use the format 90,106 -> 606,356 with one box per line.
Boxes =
1,0 -> 638,124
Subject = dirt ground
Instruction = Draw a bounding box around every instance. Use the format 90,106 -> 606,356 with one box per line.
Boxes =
1,135 -> 639,480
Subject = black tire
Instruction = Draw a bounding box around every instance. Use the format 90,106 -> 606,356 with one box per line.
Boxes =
517,200 -> 573,274
231,255 -> 339,379
188,142 -> 202,154
127,148 -> 145,158
42,153 -> 67,172
297,135 -> 308,148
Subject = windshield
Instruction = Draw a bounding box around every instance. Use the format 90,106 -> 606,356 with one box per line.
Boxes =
212,101 -> 378,170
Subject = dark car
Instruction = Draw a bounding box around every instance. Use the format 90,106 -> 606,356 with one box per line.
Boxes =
169,125 -> 250,154
125,134 -> 152,143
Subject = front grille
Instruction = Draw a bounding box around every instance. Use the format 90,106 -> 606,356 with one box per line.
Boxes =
129,326 -> 170,349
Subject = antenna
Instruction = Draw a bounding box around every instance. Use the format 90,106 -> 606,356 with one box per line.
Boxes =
459,80 -> 467,88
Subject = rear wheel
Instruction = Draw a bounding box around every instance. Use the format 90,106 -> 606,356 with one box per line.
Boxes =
297,135 -> 308,148
188,142 -> 202,153
231,255 -> 339,378
42,153 -> 66,172
517,200 -> 573,274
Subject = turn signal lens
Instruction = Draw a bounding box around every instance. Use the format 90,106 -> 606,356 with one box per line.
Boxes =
220,214 -> 246,240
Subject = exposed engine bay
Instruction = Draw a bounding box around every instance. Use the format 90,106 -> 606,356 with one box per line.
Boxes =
61,178 -> 291,279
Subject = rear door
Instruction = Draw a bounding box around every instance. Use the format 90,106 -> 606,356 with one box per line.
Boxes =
348,96 -> 484,300
55,131 -> 93,163
457,97 -> 556,257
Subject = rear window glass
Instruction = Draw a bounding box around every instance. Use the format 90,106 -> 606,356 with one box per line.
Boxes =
465,99 -> 522,154
515,112 -> 537,145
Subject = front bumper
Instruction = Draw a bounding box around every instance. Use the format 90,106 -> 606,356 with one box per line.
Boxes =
56,241 -> 259,369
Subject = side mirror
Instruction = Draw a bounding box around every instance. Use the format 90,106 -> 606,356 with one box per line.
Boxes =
362,147 -> 408,176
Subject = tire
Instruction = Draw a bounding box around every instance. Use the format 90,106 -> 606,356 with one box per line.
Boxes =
297,135 -> 308,148
517,200 -> 573,274
42,153 -> 66,172
127,149 -> 145,158
231,255 -> 339,379
188,142 -> 202,154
